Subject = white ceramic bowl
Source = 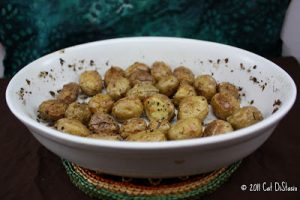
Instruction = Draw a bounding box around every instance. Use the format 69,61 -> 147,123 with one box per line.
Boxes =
6,37 -> 297,178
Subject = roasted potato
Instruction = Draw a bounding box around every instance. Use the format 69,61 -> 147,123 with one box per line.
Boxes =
126,130 -> 167,142
173,83 -> 197,106
217,82 -> 240,100
125,62 -> 150,77
173,66 -> 195,85
65,102 -> 91,124
167,118 -> 202,140
227,106 -> 263,129
211,93 -> 240,120
126,82 -> 159,100
107,76 -> 131,100
155,75 -> 179,97
144,94 -> 175,122
194,75 -> 217,101
112,97 -> 144,121
88,94 -> 114,114
89,113 -> 119,134
151,61 -> 172,81
120,118 -> 147,138
104,66 -> 125,86
38,99 -> 67,121
55,118 -> 90,136
87,133 -> 123,140
178,96 -> 209,121
148,120 -> 171,134
57,82 -> 80,104
128,70 -> 155,86
203,120 -> 233,137
79,70 -> 103,96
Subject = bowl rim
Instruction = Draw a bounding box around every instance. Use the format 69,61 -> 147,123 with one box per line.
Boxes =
5,37 -> 297,150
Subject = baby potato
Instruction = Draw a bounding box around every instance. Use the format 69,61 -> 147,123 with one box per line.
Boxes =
65,102 -> 91,124
148,120 -> 171,134
107,76 -> 131,100
151,61 -> 172,81
173,83 -> 197,106
57,82 -> 81,104
55,118 -> 90,136
144,94 -> 175,122
128,70 -> 155,86
125,62 -> 150,77
217,82 -> 240,99
120,118 -> 147,138
167,118 -> 202,140
173,66 -> 195,85
227,106 -> 263,130
88,94 -> 114,114
87,133 -> 123,141
38,99 -> 67,121
203,120 -> 233,137
79,70 -> 103,96
89,113 -> 119,134
211,93 -> 240,120
155,75 -> 179,97
194,75 -> 217,101
104,66 -> 125,86
112,97 -> 144,121
178,96 -> 209,121
126,130 -> 167,142
126,82 -> 159,100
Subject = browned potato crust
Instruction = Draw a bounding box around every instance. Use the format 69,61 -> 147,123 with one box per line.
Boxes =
57,82 -> 80,104
126,82 -> 159,100
120,118 -> 147,138
203,120 -> 233,137
178,96 -> 209,121
151,61 -> 172,81
167,118 -> 202,140
194,75 -> 217,101
88,94 -> 114,114
79,70 -> 103,96
217,82 -> 240,99
38,99 -> 67,121
155,75 -> 179,97
87,133 -> 123,140
173,66 -> 195,85
65,102 -> 91,124
55,118 -> 90,136
107,76 -> 131,100
144,94 -> 175,122
125,62 -> 150,77
126,130 -> 167,142
148,120 -> 171,134
89,113 -> 119,134
112,97 -> 144,121
128,70 -> 155,86
211,93 -> 240,120
173,83 -> 197,106
227,106 -> 263,129
104,66 -> 125,86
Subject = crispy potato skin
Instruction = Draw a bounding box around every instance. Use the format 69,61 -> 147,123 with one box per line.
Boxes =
89,113 -> 119,134
144,94 -> 175,122
203,120 -> 233,137
151,61 -> 172,81
178,96 -> 209,121
155,75 -> 179,97
126,130 -> 167,142
227,106 -> 263,129
38,99 -> 67,121
57,82 -> 80,104
128,70 -> 155,86
79,70 -> 103,96
173,83 -> 197,106
194,75 -> 217,101
211,93 -> 240,120
217,82 -> 240,99
107,77 -> 131,100
88,94 -> 114,114
126,82 -> 159,100
87,133 -> 123,140
55,118 -> 90,136
148,120 -> 171,134
120,118 -> 147,138
65,102 -> 91,124
167,118 -> 202,140
125,62 -> 150,77
112,97 -> 144,121
104,66 -> 125,86
173,66 -> 195,85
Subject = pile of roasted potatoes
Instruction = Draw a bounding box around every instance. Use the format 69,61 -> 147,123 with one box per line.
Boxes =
38,61 -> 263,141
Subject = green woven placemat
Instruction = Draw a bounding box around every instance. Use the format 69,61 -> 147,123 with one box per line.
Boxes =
63,160 -> 241,200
